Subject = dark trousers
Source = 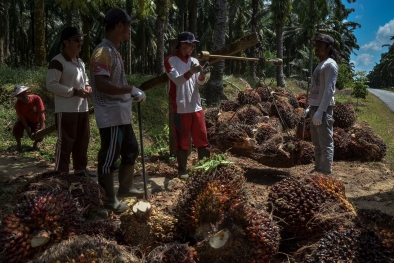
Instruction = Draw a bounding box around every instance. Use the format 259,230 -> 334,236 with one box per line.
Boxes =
97,124 -> 139,175
55,112 -> 90,173
13,119 -> 43,143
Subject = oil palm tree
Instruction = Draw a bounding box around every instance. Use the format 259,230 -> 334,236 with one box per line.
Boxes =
270,0 -> 292,87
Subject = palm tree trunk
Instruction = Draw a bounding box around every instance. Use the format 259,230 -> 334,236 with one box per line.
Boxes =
206,0 -> 227,106
155,0 -> 168,75
81,14 -> 92,66
275,25 -> 286,87
34,0 -> 46,66
188,0 -> 197,35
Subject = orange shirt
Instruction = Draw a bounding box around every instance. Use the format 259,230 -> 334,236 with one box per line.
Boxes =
14,94 -> 45,123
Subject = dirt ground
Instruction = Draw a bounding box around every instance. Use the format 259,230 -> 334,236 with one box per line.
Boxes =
1,149 -> 394,218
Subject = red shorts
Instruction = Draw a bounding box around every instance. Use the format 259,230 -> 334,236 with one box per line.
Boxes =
174,110 -> 209,150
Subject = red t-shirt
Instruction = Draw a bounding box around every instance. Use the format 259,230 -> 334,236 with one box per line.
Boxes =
14,94 -> 46,123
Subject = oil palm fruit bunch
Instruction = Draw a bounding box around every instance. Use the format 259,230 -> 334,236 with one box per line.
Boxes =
0,213 -> 40,262
357,209 -> 394,251
175,155 -> 247,240
303,228 -> 393,263
292,140 -> 314,165
66,175 -> 107,217
348,121 -> 386,161
295,93 -> 307,108
274,88 -> 299,109
204,107 -> 219,128
270,96 -> 297,129
236,105 -> 262,125
237,88 -> 261,106
255,123 -> 278,144
333,102 -> 357,129
147,243 -> 198,263
30,235 -> 141,263
1,190 -> 84,262
120,202 -> 177,253
82,220 -> 120,241
220,100 -> 240,112
256,86 -> 271,102
12,171 -> 66,204
333,127 -> 352,160
196,203 -> 280,263
268,175 -> 355,237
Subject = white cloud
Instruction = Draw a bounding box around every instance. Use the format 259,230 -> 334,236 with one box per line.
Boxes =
361,19 -> 394,51
354,53 -> 374,66
355,15 -> 362,20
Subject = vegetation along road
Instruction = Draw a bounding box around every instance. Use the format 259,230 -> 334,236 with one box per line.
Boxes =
368,88 -> 394,112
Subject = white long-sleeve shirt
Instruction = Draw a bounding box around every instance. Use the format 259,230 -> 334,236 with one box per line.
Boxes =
309,58 -> 338,112
46,53 -> 89,113
164,53 -> 206,114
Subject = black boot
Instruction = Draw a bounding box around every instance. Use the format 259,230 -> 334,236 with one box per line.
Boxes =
98,173 -> 129,213
117,164 -> 144,197
177,149 -> 189,179
197,147 -> 210,161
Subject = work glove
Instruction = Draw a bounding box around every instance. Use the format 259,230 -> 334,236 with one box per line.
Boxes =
303,106 -> 311,118
131,87 -> 146,102
200,62 -> 211,75
312,109 -> 324,126
189,61 -> 202,74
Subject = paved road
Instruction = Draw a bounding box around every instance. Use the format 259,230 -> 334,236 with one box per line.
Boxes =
368,88 -> 394,112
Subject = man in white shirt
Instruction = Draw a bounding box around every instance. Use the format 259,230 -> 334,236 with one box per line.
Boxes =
308,34 -> 339,175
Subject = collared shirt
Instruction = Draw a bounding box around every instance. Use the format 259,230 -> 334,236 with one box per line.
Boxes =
164,52 -> 206,114
46,52 -> 89,113
309,58 -> 338,112
90,39 -> 132,129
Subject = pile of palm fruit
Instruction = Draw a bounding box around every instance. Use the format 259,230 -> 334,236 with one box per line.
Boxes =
147,243 -> 198,263
12,171 -> 106,217
174,156 -> 281,263
206,85 -> 386,168
1,190 -> 85,262
268,174 -> 356,238
29,235 -> 141,263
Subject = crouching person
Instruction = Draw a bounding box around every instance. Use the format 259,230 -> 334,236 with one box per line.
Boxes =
12,85 -> 45,151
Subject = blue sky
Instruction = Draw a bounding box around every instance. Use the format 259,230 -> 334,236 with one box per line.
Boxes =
344,0 -> 394,73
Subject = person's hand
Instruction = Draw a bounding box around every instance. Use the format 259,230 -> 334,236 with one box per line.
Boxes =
131,87 -> 146,102
189,62 -> 202,74
76,88 -> 91,98
27,130 -> 34,140
303,106 -> 311,118
200,62 -> 211,75
85,85 -> 92,94
312,109 -> 324,126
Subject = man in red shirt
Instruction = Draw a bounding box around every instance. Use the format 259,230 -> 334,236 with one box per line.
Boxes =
12,85 -> 46,151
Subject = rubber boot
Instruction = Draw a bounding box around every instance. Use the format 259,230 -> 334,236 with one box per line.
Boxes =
117,164 -> 144,197
98,173 -> 129,213
177,149 -> 189,180
197,147 -> 210,161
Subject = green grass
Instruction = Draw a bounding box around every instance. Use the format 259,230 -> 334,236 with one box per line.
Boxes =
1,66 -> 393,171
